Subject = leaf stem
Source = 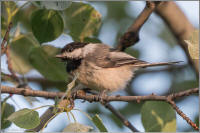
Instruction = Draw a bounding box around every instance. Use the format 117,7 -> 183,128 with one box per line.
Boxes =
70,111 -> 77,123
32,105 -> 54,111
73,108 -> 92,120
66,111 -> 71,123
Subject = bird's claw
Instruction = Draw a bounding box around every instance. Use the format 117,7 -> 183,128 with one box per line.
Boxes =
97,90 -> 107,104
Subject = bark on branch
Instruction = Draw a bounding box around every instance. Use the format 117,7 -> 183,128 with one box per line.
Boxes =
155,1 -> 198,74
117,2 -> 162,51
103,103 -> 139,132
1,86 -> 199,130
167,100 -> 199,131
1,86 -> 198,102
1,22 -> 12,55
117,1 -> 198,75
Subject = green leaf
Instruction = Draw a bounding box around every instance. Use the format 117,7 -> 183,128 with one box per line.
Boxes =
9,33 -> 40,74
83,37 -> 102,43
42,44 -> 61,56
31,9 -> 64,43
171,80 -> 198,93
125,48 -> 140,58
7,108 -> 40,129
106,1 -> 128,21
65,2 -> 102,42
12,4 -> 38,33
92,114 -> 107,132
1,102 -> 15,129
141,101 -> 176,132
40,1 -> 72,10
31,1 -> 42,7
62,123 -> 93,132
194,115 -> 199,127
158,27 -> 176,48
29,45 -> 68,82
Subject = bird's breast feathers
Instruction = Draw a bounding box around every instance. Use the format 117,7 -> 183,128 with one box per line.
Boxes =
72,62 -> 136,92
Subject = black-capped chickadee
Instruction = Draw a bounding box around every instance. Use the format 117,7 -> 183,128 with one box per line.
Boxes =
56,42 -> 179,95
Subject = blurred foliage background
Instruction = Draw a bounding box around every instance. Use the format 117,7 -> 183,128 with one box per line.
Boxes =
1,1 -> 199,132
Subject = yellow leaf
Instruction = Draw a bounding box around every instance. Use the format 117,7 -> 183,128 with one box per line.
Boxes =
162,119 -> 176,132
185,29 -> 199,59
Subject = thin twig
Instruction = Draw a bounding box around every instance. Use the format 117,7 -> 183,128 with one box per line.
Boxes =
84,90 -> 140,132
5,45 -> 20,82
1,21 -> 20,83
1,22 -> 12,55
169,88 -> 199,100
103,103 -> 139,132
117,2 -> 162,51
167,100 -> 199,130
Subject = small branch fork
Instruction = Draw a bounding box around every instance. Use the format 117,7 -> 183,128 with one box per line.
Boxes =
167,100 -> 199,131
1,86 -> 199,130
117,2 -> 162,51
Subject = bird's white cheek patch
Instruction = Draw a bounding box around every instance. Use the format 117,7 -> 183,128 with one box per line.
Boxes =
83,43 -> 97,56
71,48 -> 83,58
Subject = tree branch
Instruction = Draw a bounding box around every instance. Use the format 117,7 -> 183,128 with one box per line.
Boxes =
1,86 -> 199,130
155,1 -> 198,75
167,100 -> 199,130
5,45 -> 21,83
117,1 -> 198,76
1,86 -> 198,102
1,21 -> 21,83
88,90 -> 140,132
117,2 -> 162,51
1,22 -> 12,55
103,103 -> 139,132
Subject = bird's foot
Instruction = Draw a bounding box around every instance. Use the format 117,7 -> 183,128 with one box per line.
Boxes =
97,90 -> 108,104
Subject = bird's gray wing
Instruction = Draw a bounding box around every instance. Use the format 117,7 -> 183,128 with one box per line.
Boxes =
108,51 -> 147,67
85,44 -> 116,68
85,45 -> 146,68
105,51 -> 179,68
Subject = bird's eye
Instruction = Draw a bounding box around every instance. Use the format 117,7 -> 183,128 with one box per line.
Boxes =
68,48 -> 72,52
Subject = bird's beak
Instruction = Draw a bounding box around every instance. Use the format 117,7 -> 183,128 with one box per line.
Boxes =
55,54 -> 64,58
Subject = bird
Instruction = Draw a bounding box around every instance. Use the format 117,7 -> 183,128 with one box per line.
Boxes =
56,42 -> 180,98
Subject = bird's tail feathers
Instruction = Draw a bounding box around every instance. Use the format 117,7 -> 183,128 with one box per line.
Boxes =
133,61 -> 183,68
